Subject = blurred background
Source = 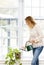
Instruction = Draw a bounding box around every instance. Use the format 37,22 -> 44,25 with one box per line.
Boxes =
0,0 -> 44,65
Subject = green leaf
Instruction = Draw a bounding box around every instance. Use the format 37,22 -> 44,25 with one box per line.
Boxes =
5,60 -> 8,64
19,63 -> 22,65
5,48 -> 21,65
13,48 -> 20,53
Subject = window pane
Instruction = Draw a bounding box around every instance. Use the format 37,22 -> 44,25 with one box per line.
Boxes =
23,26 -> 30,46
10,39 -> 17,48
1,28 -> 8,38
32,8 -> 39,18
32,0 -> 39,7
24,0 -> 31,7
10,20 -> 17,27
1,39 -> 8,54
0,20 -> 8,26
10,20 -> 17,38
24,8 -> 31,18
0,39 -> 2,47
0,38 -> 8,60
10,30 -> 17,38
41,0 -> 44,7
40,8 -> 44,18
0,28 -> 2,38
0,46 -> 3,59
0,20 -> 8,38
0,19 -> 18,60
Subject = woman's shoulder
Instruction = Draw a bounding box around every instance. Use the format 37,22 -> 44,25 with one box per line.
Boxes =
30,24 -> 41,32
34,24 -> 41,30
35,24 -> 43,33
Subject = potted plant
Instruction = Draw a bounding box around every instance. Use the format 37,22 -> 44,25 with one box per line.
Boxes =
5,48 -> 22,65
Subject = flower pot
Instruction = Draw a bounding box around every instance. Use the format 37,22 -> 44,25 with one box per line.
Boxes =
15,52 -> 21,59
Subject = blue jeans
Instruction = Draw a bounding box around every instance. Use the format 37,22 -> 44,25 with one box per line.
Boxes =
31,46 -> 43,65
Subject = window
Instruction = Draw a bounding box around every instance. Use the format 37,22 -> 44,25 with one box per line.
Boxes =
23,0 -> 44,60
32,0 -> 39,7
41,0 -> 44,7
24,8 -> 31,18
24,0 -> 44,18
0,0 -> 19,60
0,19 -> 18,60
0,0 -> 44,60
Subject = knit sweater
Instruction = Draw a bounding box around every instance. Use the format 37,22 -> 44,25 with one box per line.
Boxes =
29,24 -> 43,48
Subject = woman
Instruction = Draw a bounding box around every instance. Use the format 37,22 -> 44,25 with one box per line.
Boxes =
25,16 -> 43,65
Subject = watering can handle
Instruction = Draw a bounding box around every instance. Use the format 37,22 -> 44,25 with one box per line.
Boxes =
25,41 -> 31,47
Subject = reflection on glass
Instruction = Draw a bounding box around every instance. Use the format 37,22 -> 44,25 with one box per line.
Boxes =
0,20 -> 8,26
10,39 -> 17,48
0,19 -> 17,60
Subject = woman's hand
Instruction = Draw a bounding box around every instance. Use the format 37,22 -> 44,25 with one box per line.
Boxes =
31,40 -> 35,43
20,46 -> 26,51
29,40 -> 35,43
30,40 -> 39,44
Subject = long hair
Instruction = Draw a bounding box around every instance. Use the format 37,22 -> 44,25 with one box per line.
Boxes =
25,16 -> 36,25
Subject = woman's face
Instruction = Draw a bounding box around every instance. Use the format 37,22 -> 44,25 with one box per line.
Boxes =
26,20 -> 33,28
